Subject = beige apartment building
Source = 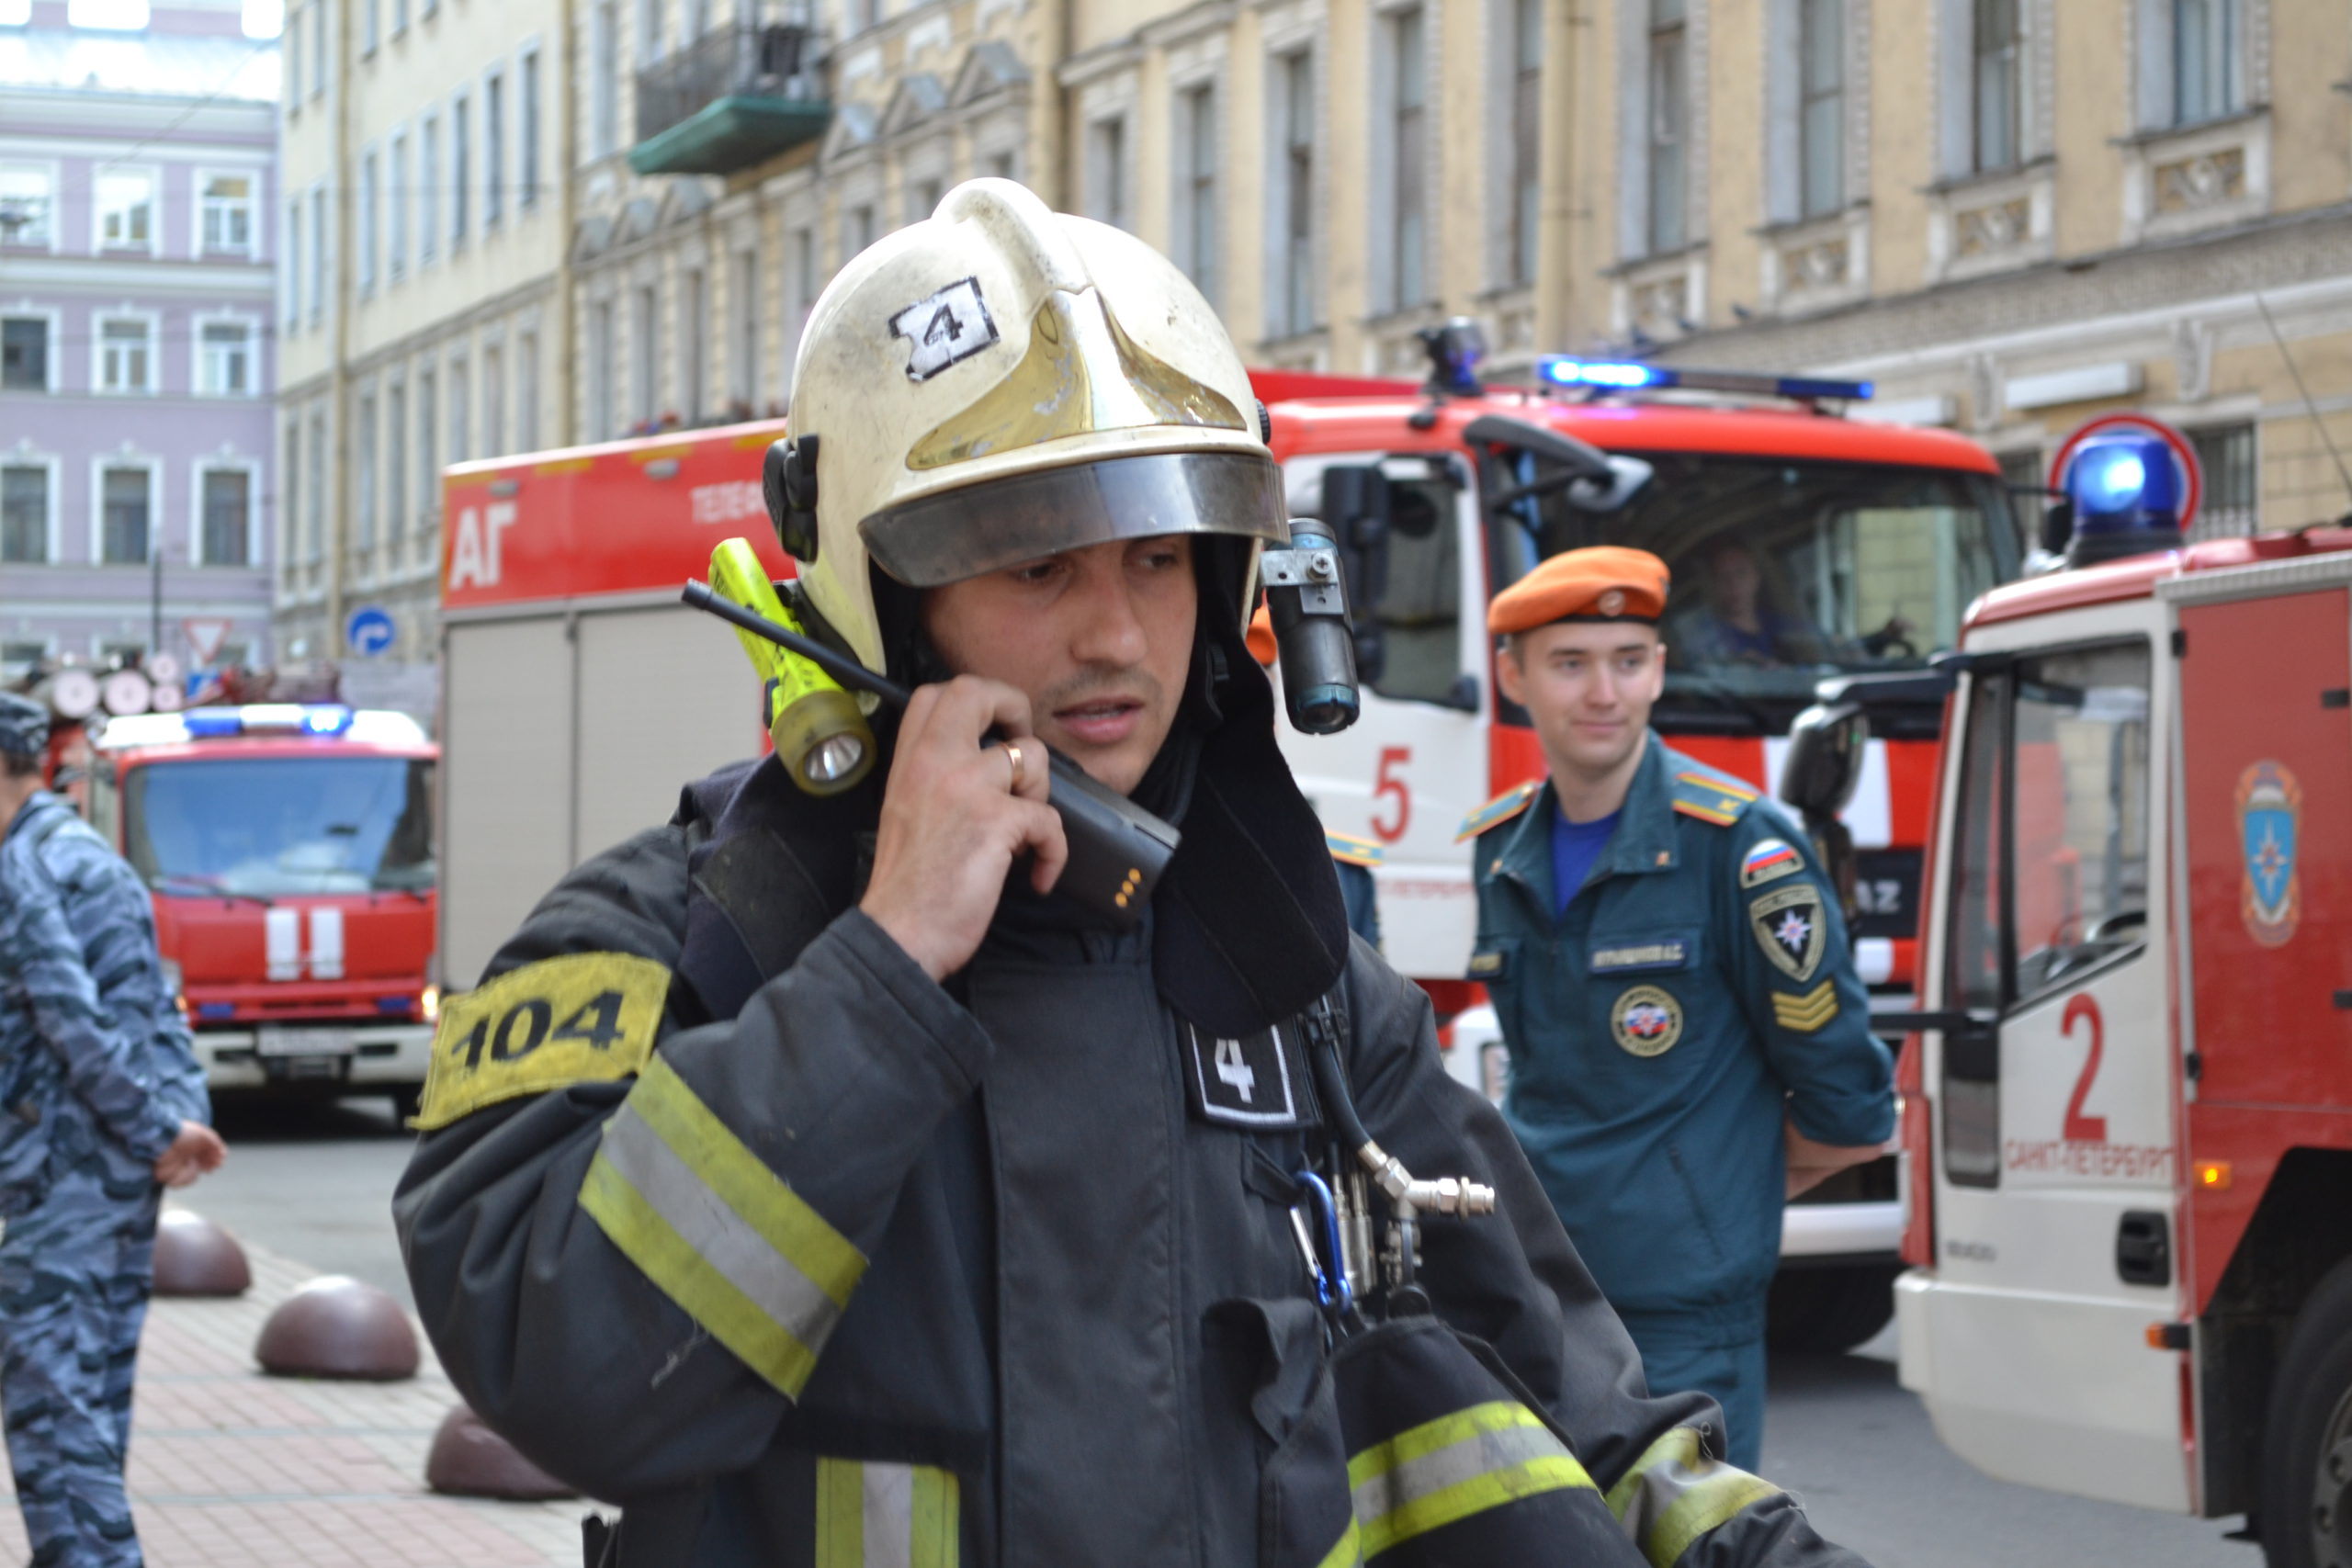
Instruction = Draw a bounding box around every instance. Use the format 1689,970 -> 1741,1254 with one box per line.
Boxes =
283,0 -> 2352,672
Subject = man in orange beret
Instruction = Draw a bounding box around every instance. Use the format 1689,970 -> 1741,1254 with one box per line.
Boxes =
1458,545 -> 1894,1472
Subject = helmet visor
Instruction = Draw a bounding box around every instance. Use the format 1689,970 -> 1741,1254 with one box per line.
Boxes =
860,451 -> 1290,588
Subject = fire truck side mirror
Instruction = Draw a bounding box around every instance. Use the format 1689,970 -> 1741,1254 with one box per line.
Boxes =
1780,700 -> 1868,821
1318,465 -> 1394,688
2040,498 -> 2074,557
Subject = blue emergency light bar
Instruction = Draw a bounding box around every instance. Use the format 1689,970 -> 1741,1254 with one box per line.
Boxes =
179,704 -> 355,739
1535,356 -> 1872,402
2055,431 -> 2185,567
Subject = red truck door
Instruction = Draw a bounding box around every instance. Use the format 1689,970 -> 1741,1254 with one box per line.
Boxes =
2177,587 -> 2352,1112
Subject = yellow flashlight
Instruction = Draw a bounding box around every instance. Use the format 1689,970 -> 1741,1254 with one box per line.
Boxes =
707,538 -> 876,795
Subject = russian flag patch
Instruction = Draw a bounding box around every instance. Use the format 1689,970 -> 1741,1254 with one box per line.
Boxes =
1739,838 -> 1804,889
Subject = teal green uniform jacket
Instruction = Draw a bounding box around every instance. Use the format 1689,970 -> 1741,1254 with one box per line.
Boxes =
1466,735 -> 1894,1337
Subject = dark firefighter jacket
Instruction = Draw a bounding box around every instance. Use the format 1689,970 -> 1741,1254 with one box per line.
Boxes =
395,735 -> 1869,1568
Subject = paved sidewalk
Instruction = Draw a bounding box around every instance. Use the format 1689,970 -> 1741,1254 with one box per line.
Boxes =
0,1212 -> 587,1567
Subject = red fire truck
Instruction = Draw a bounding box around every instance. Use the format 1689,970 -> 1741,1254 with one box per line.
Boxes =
1835,434 -> 2352,1566
435,353 -> 2021,1348
81,704 -> 440,1112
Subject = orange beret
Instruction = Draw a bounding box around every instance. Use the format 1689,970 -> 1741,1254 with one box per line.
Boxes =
1487,547 -> 1670,636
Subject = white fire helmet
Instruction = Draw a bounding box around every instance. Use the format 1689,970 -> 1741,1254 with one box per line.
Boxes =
773,178 -> 1288,677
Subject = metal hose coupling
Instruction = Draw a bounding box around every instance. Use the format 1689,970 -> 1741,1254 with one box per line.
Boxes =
1354,1140 -> 1498,1217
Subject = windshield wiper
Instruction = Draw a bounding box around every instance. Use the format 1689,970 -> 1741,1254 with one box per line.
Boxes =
154,875 -> 274,908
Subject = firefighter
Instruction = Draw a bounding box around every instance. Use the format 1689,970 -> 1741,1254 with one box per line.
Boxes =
394,181 -> 1873,1566
1464,547 -> 1896,1472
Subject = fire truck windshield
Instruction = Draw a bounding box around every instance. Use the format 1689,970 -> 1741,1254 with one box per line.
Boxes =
1495,454 -> 2020,732
124,757 -> 436,897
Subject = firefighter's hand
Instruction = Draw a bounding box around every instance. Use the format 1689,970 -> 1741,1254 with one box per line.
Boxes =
861,676 -> 1067,982
1784,1116 -> 1884,1199
153,1122 -> 227,1188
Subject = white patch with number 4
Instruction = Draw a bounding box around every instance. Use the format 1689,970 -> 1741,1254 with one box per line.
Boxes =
1214,1037 -> 1258,1103
888,277 -> 999,381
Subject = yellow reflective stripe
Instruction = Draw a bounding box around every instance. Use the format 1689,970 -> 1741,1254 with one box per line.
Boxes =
1347,1400 -> 1545,1487
1360,1456 -> 1595,1558
813,1458 -> 959,1568
816,1457 -> 865,1568
578,1154 -> 820,1398
628,1056 -> 866,1307
1313,1516 -> 1363,1568
1604,1426 -> 1782,1568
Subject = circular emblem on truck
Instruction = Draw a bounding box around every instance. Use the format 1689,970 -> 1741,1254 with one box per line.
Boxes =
2236,760 -> 2301,948
1611,986 -> 1684,1057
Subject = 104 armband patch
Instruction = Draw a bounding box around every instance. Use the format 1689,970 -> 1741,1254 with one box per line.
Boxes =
413,953 -> 672,1130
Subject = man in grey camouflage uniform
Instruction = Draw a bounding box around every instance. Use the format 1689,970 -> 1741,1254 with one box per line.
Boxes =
0,693 -> 223,1567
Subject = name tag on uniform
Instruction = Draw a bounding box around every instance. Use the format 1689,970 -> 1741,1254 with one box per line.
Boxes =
1180,1020 -> 1320,1131
1589,938 -> 1691,975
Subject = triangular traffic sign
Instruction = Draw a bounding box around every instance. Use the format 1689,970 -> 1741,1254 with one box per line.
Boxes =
182,616 -> 232,666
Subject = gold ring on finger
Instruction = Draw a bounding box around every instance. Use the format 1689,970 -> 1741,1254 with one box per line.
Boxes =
1002,739 -> 1025,788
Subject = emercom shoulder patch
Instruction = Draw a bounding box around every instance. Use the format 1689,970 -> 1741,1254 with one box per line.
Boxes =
413,952 -> 672,1131
1748,883 -> 1826,985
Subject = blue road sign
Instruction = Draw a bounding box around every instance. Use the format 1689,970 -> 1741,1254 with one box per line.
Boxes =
345,605 -> 397,658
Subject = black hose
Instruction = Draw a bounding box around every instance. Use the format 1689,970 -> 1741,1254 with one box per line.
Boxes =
1306,997 -> 1373,1153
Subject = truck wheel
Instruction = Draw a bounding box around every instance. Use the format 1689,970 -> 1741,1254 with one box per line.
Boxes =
2262,1257 -> 2352,1568
1764,1263 -> 1900,1354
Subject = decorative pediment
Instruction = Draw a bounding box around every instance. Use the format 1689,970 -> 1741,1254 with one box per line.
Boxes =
950,39 -> 1029,107
653,177 -> 715,230
878,73 -> 947,138
619,196 -> 661,242
571,214 -> 615,260
821,100 -> 879,163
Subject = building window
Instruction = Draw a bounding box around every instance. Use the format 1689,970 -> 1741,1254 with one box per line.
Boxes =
308,187 -> 327,324
201,173 -> 255,254
96,170 -> 153,251
420,115 -> 440,262
1509,0 -> 1542,287
98,317 -> 153,393
1973,0 -> 2020,173
681,269 -> 705,423
1646,0 -> 1688,254
359,149 -> 379,292
1385,7 -> 1428,311
281,421 -> 300,572
483,343 -> 504,455
200,321 -> 253,395
520,49 -> 542,207
2189,423 -> 2256,538
729,247 -> 759,414
842,205 -> 874,267
364,0 -> 378,53
1798,0 -> 1843,218
307,413 -> 326,561
1086,116 -> 1128,232
517,331 -> 538,450
632,285 -> 659,426
285,200 -> 302,324
452,94 -> 471,243
906,176 -> 943,228
416,369 -> 437,531
590,301 -> 615,439
200,468 -> 251,566
593,0 -> 619,161
0,165 -> 52,248
1997,447 -> 2042,553
1274,50 -> 1316,337
3,316 -> 48,390
1175,84 -> 1217,304
1,466 -> 47,563
100,466 -> 150,564
311,0 -> 326,99
388,134 -> 407,278
449,356 -> 470,464
789,225 -> 816,374
356,394 -> 378,550
287,5 -> 302,100
387,382 -> 407,542
638,0 -> 661,63
393,0 -> 406,35
484,71 -> 505,228
2172,0 -> 2240,125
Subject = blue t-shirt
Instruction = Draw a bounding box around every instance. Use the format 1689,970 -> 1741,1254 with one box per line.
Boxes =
1550,804 -> 1621,917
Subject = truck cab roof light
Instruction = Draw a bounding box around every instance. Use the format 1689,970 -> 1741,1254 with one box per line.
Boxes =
181,708 -> 242,738
300,705 -> 355,736
1535,356 -> 1873,402
2057,432 -> 2185,568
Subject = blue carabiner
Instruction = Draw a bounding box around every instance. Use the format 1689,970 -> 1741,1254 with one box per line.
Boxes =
1292,1168 -> 1352,1316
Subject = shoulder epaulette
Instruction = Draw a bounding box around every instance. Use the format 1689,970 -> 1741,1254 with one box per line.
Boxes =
1455,780 -> 1542,843
1671,768 -> 1761,828
1325,830 -> 1385,868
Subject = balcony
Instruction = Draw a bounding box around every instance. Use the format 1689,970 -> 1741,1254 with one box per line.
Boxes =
630,20 -> 828,177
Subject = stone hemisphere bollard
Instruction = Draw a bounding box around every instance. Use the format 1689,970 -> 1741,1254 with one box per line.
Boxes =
254,1275 -> 420,1381
426,1404 -> 578,1501
152,1210 -> 252,1298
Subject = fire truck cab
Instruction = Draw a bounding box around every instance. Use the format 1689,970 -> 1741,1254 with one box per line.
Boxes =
84,703 -> 440,1111
1880,460 -> 2352,1562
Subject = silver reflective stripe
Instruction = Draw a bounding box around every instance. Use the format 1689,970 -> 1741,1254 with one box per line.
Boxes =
1351,1420 -> 1566,1526
597,1100 -> 845,1358
1606,1427 -> 1782,1568
861,1463 -> 915,1568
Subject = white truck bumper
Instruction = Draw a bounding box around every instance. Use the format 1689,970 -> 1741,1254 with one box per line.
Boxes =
190,1022 -> 435,1092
